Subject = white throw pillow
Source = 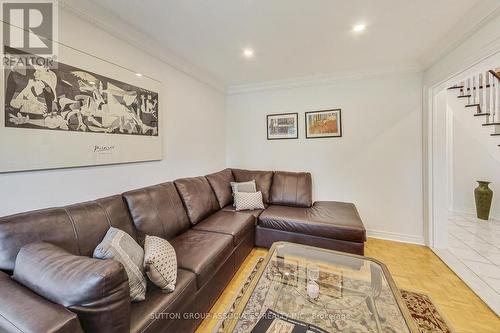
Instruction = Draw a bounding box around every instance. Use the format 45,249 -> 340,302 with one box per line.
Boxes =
144,235 -> 177,292
234,191 -> 265,211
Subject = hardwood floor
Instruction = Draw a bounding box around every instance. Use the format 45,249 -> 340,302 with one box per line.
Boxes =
196,238 -> 500,333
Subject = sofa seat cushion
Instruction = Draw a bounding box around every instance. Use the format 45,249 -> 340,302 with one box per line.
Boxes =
222,204 -> 267,219
170,230 -> 233,288
192,210 -> 255,245
258,201 -> 366,243
130,269 -> 196,333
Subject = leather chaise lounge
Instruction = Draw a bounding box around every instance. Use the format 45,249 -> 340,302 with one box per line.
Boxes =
0,168 -> 366,333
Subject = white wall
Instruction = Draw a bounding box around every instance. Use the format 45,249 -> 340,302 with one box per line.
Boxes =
452,117 -> 500,220
0,9 -> 226,217
226,72 -> 424,244
446,53 -> 500,220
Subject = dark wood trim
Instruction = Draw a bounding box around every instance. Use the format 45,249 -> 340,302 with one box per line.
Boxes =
474,113 -> 490,116
266,112 -> 299,140
465,104 -> 481,113
305,109 -> 342,139
465,84 -> 491,90
447,86 -> 464,90
489,69 -> 500,81
457,95 -> 471,98
491,133 -> 500,136
482,123 -> 500,126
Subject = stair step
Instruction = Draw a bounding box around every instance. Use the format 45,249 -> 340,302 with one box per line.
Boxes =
474,113 -> 490,116
465,104 -> 481,112
482,123 -> 500,126
457,95 -> 471,98
491,133 -> 500,136
447,86 -> 464,90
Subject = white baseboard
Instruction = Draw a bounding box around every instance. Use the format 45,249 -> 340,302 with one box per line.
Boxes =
366,229 -> 426,245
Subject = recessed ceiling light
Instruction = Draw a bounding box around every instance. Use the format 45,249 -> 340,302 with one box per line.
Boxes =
243,48 -> 254,58
135,73 -> 143,77
353,24 -> 366,32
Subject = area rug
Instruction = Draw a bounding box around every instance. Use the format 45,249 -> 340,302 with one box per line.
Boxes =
214,257 -> 454,333
400,290 -> 454,333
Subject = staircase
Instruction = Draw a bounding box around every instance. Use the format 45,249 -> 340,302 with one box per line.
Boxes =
448,69 -> 500,146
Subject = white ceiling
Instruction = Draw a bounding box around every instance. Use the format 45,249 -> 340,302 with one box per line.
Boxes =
89,0 -> 489,86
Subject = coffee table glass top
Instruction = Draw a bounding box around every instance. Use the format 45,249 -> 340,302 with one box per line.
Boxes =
223,242 -> 417,333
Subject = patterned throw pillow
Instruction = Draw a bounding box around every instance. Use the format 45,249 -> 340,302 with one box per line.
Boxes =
144,236 -> 177,292
93,227 -> 147,302
234,191 -> 265,211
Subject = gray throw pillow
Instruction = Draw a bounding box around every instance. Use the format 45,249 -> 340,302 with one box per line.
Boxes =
93,227 -> 147,302
144,235 -> 177,292
230,180 -> 256,193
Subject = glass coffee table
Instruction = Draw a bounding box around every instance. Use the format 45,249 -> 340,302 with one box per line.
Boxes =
221,242 -> 418,333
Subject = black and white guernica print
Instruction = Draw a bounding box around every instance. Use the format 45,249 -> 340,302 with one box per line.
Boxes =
4,47 -> 159,136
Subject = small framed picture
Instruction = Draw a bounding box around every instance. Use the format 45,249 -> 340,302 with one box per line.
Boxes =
267,113 -> 299,140
305,109 -> 342,138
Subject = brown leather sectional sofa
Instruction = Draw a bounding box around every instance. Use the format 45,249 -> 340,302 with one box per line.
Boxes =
0,168 -> 366,333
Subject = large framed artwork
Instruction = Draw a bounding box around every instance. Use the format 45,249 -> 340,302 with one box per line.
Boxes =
1,45 -> 162,172
305,109 -> 342,138
267,112 -> 298,140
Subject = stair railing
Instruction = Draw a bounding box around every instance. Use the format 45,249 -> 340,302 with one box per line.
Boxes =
454,69 -> 499,123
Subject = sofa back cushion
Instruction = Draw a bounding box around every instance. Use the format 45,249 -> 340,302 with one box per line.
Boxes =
270,171 -> 313,207
123,182 -> 190,242
206,168 -> 235,208
174,176 -> 220,225
0,195 -> 136,271
231,169 -> 274,204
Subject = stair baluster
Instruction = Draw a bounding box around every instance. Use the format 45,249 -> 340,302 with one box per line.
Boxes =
489,71 -> 495,122
495,71 -> 500,125
472,75 -> 477,106
483,72 -> 489,121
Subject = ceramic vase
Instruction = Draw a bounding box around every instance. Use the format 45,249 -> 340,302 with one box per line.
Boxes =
474,181 -> 493,220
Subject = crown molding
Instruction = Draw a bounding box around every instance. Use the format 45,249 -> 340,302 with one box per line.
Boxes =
58,0 -> 227,93
420,0 -> 500,70
227,63 -> 423,95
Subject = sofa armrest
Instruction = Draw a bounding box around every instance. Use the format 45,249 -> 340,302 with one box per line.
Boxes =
12,242 -> 130,333
0,271 -> 83,333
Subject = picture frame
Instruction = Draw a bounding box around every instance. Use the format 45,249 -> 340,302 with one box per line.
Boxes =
1,43 -> 162,173
305,109 -> 342,138
267,112 -> 298,140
